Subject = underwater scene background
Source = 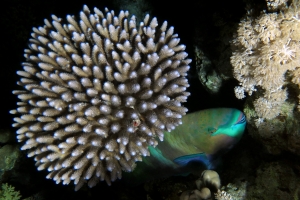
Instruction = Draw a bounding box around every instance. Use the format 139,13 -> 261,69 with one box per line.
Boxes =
0,0 -> 300,199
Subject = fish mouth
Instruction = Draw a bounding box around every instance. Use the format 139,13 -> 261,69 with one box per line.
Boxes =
235,112 -> 246,125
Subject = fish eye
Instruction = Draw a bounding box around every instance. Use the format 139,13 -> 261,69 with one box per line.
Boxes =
207,127 -> 217,134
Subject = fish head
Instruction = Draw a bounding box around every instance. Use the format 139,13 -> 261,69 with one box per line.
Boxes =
210,108 -> 246,141
204,108 -> 246,164
172,108 -> 246,169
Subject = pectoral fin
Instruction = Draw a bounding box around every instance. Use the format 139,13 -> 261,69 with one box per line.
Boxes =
173,153 -> 211,168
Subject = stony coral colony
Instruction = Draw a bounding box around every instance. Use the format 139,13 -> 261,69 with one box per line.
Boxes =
10,5 -> 191,190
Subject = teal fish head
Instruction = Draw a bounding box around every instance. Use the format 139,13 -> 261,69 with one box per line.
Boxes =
210,108 -> 246,140
162,108 -> 247,162
173,108 -> 246,169
204,108 -> 246,165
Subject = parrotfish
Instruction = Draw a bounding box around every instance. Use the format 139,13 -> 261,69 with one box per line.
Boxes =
123,108 -> 246,184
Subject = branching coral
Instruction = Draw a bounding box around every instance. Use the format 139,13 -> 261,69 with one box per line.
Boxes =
231,0 -> 300,120
10,5 -> 190,190
0,183 -> 21,200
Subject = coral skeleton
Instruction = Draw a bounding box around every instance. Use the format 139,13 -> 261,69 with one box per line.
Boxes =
10,5 -> 190,190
